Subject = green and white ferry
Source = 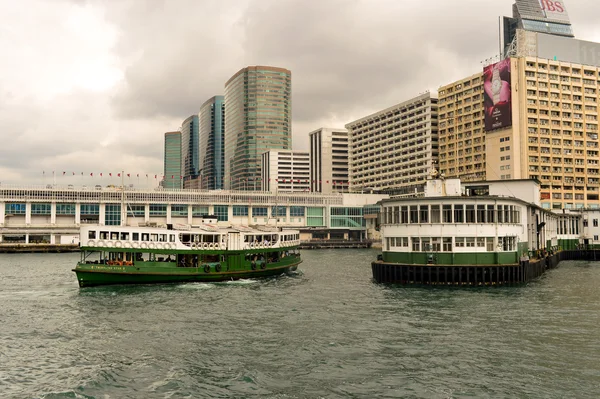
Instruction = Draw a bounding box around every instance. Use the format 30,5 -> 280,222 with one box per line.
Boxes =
73,220 -> 302,287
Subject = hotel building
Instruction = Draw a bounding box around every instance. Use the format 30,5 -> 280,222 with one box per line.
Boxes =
309,128 -> 349,194
162,132 -> 182,190
261,150 -> 310,193
224,66 -> 292,190
345,92 -> 439,193
199,96 -> 225,190
438,28 -> 600,210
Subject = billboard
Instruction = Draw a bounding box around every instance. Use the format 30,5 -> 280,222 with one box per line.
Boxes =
515,0 -> 571,24
483,59 -> 512,132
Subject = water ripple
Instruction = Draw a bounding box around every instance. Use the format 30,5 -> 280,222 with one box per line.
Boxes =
0,252 -> 599,398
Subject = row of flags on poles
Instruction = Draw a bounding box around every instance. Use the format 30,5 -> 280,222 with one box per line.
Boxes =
41,171 -> 349,185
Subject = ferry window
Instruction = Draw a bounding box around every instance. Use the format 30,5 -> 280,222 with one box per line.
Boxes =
583,219 -> 588,227
594,219 -> 598,227
487,237 -> 494,251
393,206 -> 400,224
385,238 -> 391,250
149,234 -> 157,242
504,206 -> 511,223
419,205 -> 429,223
170,234 -> 175,243
465,205 -> 475,223
497,206 -> 504,223
158,234 -> 166,242
120,232 -> 130,240
133,233 -> 139,241
477,205 -> 486,223
466,238 -> 475,247
431,237 -> 441,252
88,231 -> 97,239
410,206 -> 418,223
142,233 -> 149,241
421,238 -> 431,252
477,237 -> 485,247
401,206 -> 409,223
455,237 -> 465,247
390,237 -> 397,247
110,232 -> 118,240
443,238 -> 452,251
412,238 -> 420,252
487,205 -> 495,223
100,231 -> 108,239
431,205 -> 441,223
402,237 -> 409,247
595,235 -> 599,241
443,205 -> 452,223
454,205 -> 464,223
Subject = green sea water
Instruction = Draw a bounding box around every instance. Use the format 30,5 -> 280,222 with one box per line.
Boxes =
0,250 -> 599,398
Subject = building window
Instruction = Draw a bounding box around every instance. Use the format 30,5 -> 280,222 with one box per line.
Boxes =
214,205 -> 228,221
56,203 -> 75,215
233,206 -> 249,217
149,204 -> 167,216
306,207 -> 324,227
454,205 -> 464,223
5,203 -> 26,215
594,219 -> 598,227
104,204 -> 121,226
252,207 -> 268,217
80,204 -> 100,215
171,204 -> 188,217
192,205 -> 209,217
290,206 -> 305,217
127,204 -> 145,217
31,203 -> 51,215
272,206 -> 287,217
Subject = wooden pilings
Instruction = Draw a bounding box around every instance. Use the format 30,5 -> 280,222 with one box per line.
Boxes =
371,250 -> 592,286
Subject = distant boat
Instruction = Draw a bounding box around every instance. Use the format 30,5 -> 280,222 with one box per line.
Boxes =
73,223 -> 302,287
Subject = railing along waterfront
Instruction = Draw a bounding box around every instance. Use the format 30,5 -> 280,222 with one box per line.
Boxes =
0,185 -> 345,206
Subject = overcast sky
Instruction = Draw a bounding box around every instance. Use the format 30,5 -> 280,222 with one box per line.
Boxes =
1,0 -> 599,187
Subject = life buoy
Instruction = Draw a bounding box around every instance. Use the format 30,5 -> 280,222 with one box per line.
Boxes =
201,242 -> 208,249
251,262 -> 257,270
261,262 -> 267,270
116,261 -> 123,266
210,243 -> 216,250
164,243 -> 172,250
204,264 -> 210,273
132,242 -> 139,249
215,264 -> 222,272
125,261 -> 133,266
106,241 -> 114,248
97,240 -> 105,247
87,240 -> 95,247
124,241 -> 131,248
148,242 -> 156,249
140,242 -> 148,249
155,243 -> 163,250
115,241 -> 123,248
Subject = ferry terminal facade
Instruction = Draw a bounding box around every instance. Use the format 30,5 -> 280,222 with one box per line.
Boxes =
379,179 -> 588,266
0,185 -> 386,245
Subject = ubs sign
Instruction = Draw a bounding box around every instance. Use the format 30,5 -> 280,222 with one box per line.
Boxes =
538,0 -> 570,23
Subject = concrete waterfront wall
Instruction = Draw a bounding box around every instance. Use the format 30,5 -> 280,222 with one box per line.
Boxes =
371,250 -> 596,286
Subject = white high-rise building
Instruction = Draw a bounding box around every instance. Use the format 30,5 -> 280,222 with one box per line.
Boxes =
309,128 -> 349,194
261,150 -> 310,192
346,92 -> 439,193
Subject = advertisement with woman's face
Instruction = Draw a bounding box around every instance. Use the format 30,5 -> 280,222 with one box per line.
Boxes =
483,59 -> 512,131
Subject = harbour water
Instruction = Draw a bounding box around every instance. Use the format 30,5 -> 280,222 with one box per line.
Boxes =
1,250 -> 599,398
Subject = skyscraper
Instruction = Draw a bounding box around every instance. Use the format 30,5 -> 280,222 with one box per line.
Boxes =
181,115 -> 200,188
224,66 -> 292,190
309,127 -> 349,194
163,131 -> 182,189
199,96 -> 225,190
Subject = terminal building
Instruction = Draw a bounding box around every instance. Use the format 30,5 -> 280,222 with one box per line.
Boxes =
0,185 -> 385,246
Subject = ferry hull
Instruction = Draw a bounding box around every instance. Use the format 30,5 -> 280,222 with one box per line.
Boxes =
73,262 -> 301,288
